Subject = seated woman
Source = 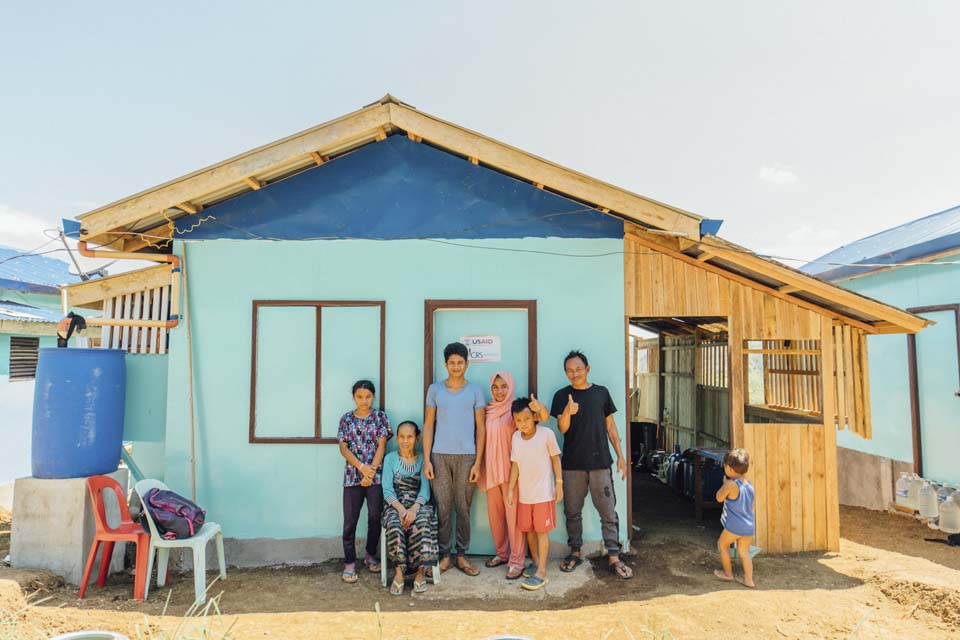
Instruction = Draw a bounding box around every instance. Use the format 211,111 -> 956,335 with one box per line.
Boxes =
382,421 -> 439,596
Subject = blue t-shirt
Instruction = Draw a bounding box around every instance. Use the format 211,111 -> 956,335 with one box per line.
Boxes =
426,381 -> 486,455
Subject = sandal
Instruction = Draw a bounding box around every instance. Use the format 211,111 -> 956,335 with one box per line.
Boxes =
609,559 -> 633,580
506,566 -> 524,580
389,578 -> 404,596
485,556 -> 507,568
559,554 -> 583,572
456,559 -> 481,577
413,579 -> 428,593
521,575 -> 549,591
341,567 -> 358,583
364,555 -> 381,573
713,570 -> 734,582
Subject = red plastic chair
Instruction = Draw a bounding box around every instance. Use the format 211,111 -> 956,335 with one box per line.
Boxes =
78,475 -> 150,601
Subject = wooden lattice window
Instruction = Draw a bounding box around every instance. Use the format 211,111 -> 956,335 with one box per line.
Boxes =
697,333 -> 728,388
100,288 -> 171,354
9,336 -> 40,381
744,339 -> 822,424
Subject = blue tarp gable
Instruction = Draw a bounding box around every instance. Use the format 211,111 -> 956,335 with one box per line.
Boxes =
173,135 -> 624,241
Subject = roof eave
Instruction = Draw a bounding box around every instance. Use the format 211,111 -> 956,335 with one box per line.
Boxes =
75,97 -> 704,247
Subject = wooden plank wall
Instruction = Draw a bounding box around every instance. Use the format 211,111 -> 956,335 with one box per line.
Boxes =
625,232 -> 843,552
832,325 -> 873,439
698,334 -> 730,446
629,337 -> 659,423
662,336 -> 697,451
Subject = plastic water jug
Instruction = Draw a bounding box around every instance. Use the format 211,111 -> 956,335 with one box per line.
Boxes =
936,484 -> 953,505
918,481 -> 939,519
906,474 -> 923,509
939,496 -> 960,534
895,472 -> 910,507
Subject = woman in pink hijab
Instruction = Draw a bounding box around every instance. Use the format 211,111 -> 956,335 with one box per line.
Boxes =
480,370 -> 549,578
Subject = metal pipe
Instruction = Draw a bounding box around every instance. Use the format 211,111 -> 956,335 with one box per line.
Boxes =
62,241 -> 182,330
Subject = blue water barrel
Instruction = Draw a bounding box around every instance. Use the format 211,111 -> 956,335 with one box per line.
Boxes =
32,348 -> 126,479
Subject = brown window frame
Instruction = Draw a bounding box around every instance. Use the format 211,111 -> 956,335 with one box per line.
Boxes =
423,300 -> 537,400
249,300 -> 386,444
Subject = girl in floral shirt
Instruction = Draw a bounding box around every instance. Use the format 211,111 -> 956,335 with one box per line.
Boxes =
337,379 -> 392,583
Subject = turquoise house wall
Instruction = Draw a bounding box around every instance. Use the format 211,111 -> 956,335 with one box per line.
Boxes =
162,237 -> 627,550
837,257 -> 960,484
123,354 -> 169,480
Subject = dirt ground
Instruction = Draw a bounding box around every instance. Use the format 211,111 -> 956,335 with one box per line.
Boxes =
2,476 -> 959,639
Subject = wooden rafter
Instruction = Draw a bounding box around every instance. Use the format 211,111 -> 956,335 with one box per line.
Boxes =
243,176 -> 264,190
177,202 -> 202,215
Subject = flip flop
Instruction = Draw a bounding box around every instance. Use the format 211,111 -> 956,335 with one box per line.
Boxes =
341,568 -> 358,583
389,578 -> 404,596
736,577 -> 756,588
559,554 -> 583,572
506,566 -> 524,580
456,560 -> 481,576
713,570 -> 734,582
364,555 -> 381,573
609,559 -> 633,579
413,579 -> 428,593
521,575 -> 549,591
485,556 -> 508,568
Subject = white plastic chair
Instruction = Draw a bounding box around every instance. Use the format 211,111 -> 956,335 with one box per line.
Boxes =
380,525 -> 441,588
135,479 -> 226,604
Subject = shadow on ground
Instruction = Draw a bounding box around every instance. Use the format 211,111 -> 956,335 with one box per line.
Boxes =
16,471 -> 865,616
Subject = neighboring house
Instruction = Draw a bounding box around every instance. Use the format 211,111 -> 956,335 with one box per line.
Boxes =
0,245 -> 80,508
61,96 -> 926,560
804,204 -> 960,509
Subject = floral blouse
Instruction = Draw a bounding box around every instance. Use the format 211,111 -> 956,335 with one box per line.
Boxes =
336,410 -> 392,487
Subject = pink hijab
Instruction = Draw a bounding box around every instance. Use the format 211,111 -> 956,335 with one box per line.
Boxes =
480,370 -> 516,490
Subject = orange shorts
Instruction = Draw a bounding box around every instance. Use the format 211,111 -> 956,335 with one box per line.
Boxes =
517,501 -> 556,533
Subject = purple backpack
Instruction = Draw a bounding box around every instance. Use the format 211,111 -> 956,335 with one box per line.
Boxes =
142,488 -> 206,539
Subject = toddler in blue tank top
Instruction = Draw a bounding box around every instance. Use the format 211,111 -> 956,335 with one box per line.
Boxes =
714,448 -> 755,588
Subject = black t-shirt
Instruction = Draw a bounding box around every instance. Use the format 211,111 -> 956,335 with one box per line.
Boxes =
550,384 -> 617,471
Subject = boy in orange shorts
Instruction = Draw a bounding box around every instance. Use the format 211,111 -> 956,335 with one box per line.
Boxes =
507,397 -> 562,591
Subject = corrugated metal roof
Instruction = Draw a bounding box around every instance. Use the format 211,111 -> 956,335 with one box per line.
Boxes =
0,244 -> 81,292
0,300 -> 61,323
802,204 -> 960,281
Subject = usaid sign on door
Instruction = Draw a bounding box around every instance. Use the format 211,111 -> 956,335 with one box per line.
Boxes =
460,335 -> 501,362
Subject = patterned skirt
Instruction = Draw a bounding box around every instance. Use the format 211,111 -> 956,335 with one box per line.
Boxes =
382,474 -> 439,571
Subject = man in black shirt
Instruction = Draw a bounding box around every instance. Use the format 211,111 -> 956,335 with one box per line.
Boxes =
550,350 -> 633,579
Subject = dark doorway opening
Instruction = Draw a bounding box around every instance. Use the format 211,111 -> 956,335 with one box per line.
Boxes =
626,317 -> 731,541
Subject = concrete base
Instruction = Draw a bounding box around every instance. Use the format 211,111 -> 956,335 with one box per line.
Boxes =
179,535 -> 607,570
837,446 -> 912,511
10,469 -> 129,585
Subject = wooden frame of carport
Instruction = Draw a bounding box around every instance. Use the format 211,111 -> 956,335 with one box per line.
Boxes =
624,227 -> 928,552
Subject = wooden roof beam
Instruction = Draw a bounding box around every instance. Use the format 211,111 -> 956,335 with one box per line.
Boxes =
243,176 -> 264,190
62,263 -> 172,308
779,284 -> 801,294
700,244 -> 929,333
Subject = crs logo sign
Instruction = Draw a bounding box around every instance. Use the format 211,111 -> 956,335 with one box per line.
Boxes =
459,335 -> 501,362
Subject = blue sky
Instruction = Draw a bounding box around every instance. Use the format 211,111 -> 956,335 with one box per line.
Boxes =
2,1 -> 959,269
